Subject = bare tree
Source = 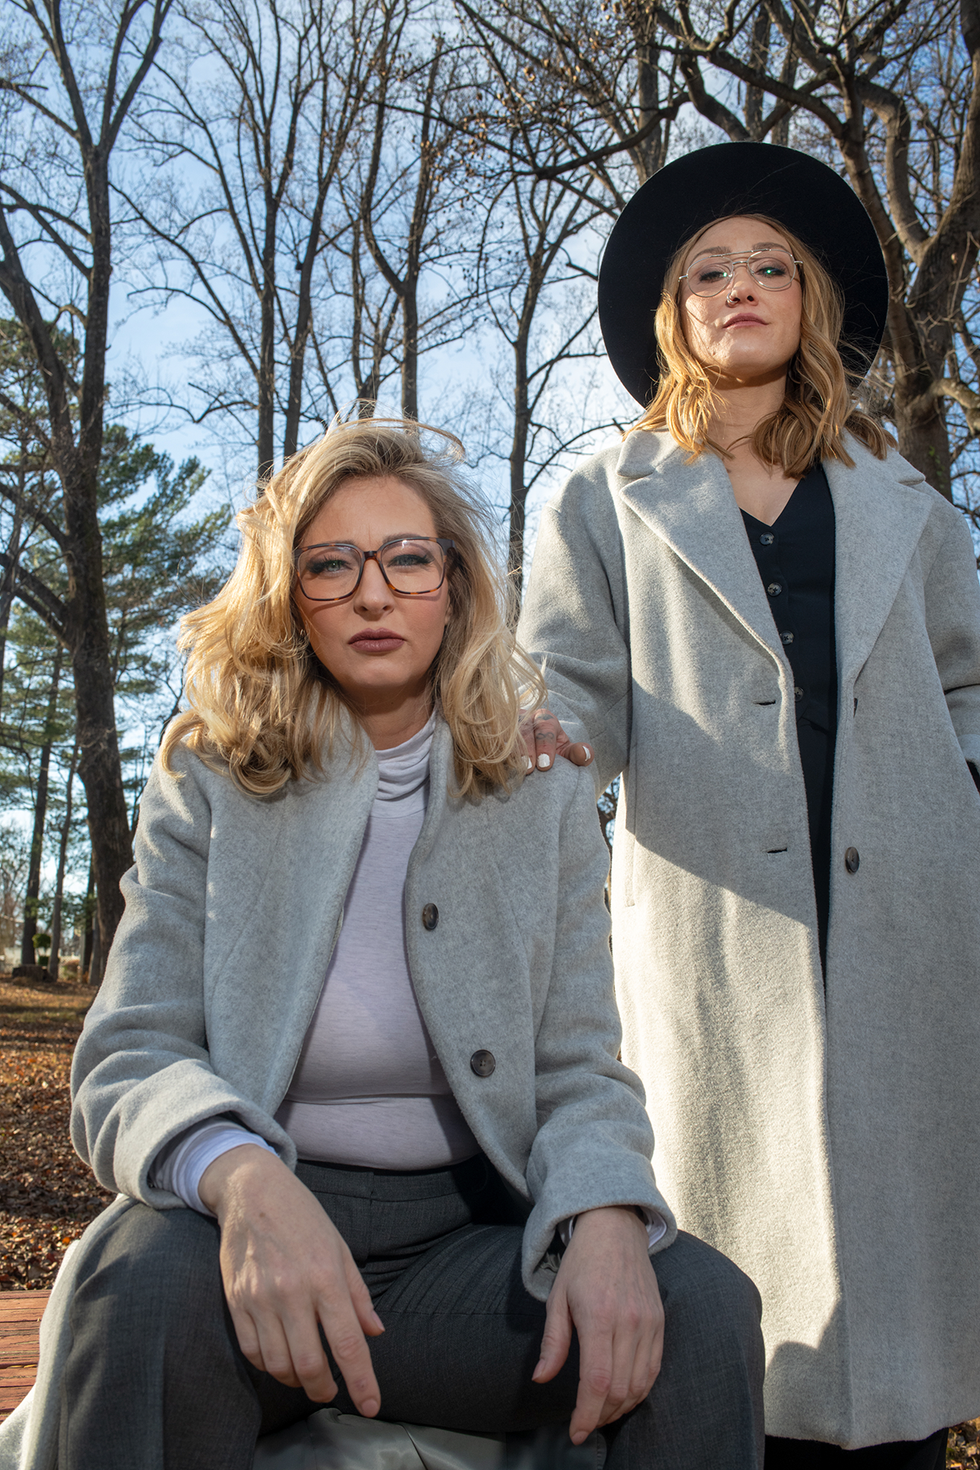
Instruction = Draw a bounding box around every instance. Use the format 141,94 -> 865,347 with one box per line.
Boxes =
0,0 -> 172,953
128,0 -> 417,473
317,12 -> 493,425
454,0 -> 687,193
460,58 -> 612,588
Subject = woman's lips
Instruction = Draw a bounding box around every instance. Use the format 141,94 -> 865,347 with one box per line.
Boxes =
348,629 -> 405,652
723,313 -> 766,327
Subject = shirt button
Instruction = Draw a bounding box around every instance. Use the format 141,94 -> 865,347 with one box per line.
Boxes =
844,847 -> 860,874
767,582 -> 783,597
470,1049 -> 496,1077
421,903 -> 439,930
795,686 -> 804,701
780,630 -> 795,645
760,533 -> 775,545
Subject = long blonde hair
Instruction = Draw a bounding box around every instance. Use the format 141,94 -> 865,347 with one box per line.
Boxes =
161,419 -> 545,797
634,215 -> 890,473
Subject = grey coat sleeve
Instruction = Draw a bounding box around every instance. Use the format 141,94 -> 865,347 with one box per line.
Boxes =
922,503 -> 980,773
519,763 -> 676,1295
69,752 -> 297,1207
519,471 -> 633,794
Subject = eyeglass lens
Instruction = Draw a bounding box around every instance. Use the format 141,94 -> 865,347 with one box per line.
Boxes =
685,250 -> 798,297
297,538 -> 448,598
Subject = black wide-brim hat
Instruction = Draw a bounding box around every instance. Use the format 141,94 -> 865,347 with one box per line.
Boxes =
598,141 -> 888,406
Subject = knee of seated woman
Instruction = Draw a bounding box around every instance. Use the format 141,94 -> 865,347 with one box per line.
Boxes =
654,1231 -> 763,1332
72,1203 -> 224,1324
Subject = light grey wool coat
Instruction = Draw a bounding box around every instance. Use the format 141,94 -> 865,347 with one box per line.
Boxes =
0,717 -> 674,1470
518,429 -> 980,1450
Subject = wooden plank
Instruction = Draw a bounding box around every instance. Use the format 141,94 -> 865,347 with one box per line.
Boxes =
0,1293 -> 50,1324
0,1292 -> 51,1423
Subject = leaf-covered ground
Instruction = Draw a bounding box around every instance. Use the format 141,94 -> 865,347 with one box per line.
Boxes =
1,976 -> 977,1462
0,977 -> 113,1291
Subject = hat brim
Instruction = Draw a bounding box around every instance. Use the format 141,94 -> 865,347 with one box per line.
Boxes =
598,142 -> 888,406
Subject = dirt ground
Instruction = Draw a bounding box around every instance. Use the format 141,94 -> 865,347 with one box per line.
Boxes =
0,974 -> 977,1464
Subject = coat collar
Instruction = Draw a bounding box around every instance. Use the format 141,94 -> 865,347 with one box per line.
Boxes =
615,432 -> 785,662
614,431 -> 934,685
823,449 -> 932,688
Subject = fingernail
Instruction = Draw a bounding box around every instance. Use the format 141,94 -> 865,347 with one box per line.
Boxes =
537,753 -> 551,769
571,1430 -> 587,1445
525,755 -> 534,771
362,1398 -> 379,1417
582,747 -> 592,761
371,1311 -> 385,1332
532,1359 -> 546,1380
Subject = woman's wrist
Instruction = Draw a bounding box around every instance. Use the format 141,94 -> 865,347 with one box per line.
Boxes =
198,1141 -> 287,1216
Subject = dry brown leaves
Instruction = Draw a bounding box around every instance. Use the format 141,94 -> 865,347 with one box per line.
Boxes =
950,1421 -> 980,1468
0,978 -> 113,1291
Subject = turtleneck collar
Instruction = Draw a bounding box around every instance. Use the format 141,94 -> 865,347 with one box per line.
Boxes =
374,711 -> 435,810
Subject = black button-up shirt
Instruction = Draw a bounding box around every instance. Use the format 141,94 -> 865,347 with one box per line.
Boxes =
741,464 -> 837,962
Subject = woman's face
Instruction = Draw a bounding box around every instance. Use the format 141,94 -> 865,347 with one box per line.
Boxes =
679,215 -> 802,387
294,475 -> 451,736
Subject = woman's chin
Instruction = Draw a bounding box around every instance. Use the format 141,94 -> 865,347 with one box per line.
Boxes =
706,361 -> 791,392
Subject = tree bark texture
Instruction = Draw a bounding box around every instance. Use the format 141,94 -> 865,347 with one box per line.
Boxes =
20,647 -> 62,966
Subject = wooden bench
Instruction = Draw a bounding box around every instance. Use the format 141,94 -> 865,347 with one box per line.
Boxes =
0,1291 -> 50,1424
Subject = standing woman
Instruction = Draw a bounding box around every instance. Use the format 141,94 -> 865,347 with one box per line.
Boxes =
519,143 -> 980,1468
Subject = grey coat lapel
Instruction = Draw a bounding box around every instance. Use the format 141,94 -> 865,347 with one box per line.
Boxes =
615,431 -> 784,662
825,447 -> 932,690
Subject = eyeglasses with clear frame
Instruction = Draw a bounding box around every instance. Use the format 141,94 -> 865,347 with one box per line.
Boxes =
294,536 -> 455,603
679,248 -> 802,298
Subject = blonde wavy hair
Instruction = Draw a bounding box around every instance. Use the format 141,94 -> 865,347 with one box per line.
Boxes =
161,418 -> 545,797
633,214 -> 890,473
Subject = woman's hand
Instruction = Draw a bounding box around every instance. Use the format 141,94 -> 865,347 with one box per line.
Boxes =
198,1143 -> 384,1414
532,1205 -> 663,1444
522,708 -> 593,772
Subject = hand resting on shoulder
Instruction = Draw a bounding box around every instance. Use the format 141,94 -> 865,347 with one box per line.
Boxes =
521,708 -> 593,773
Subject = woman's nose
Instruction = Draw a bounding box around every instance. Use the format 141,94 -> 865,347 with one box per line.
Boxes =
725,263 -> 757,302
354,555 -> 394,608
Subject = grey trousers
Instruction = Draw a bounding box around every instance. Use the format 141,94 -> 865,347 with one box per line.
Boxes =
60,1155 -> 764,1470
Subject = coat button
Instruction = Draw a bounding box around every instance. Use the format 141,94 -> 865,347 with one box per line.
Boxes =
760,533 -> 775,545
844,847 -> 860,874
766,582 -> 783,597
421,903 -> 439,930
470,1049 -> 495,1077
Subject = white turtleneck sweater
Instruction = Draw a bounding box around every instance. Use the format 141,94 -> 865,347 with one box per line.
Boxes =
152,716 -> 478,1211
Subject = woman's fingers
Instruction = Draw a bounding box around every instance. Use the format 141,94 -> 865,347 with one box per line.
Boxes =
549,1207 -> 664,1443
203,1145 -> 383,1414
532,1280 -> 573,1384
521,709 -> 594,772
315,1288 -> 381,1416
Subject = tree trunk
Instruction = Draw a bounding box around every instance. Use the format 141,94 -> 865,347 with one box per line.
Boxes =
258,205 -> 278,478
89,904 -> 104,987
82,857 -> 95,982
0,459 -> 25,712
402,288 -> 419,420
47,736 -> 78,982
62,457 -> 134,959
508,328 -> 532,606
20,647 -> 62,966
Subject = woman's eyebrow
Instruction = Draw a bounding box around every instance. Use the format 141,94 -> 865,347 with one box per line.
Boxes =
689,241 -> 785,261
305,531 -> 430,546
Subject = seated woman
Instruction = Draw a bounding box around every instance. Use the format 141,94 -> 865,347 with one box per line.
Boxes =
1,420 -> 763,1470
